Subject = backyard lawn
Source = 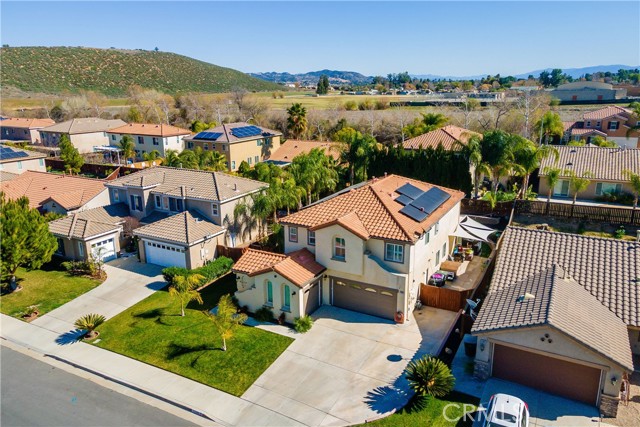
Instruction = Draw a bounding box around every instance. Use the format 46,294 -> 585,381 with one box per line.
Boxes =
94,274 -> 293,396
0,259 -> 103,318
361,392 -> 480,427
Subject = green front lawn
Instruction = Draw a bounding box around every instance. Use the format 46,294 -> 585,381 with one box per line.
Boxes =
362,392 -> 480,427
94,274 -> 293,396
0,259 -> 103,318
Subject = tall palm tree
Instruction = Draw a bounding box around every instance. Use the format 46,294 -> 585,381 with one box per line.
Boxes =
543,166 -> 564,205
168,274 -> 204,317
289,153 -> 319,206
250,191 -> 274,237
512,137 -> 559,199
164,149 -> 181,167
178,149 -> 198,169
233,199 -> 257,242
420,112 -> 448,131
280,177 -> 305,213
457,135 -> 491,199
534,111 -> 564,145
119,135 -> 135,163
567,170 -> 593,215
479,130 -> 516,195
624,169 -> 640,220
209,151 -> 227,171
286,103 -> 308,139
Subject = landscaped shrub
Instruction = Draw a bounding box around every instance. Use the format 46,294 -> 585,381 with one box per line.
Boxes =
255,306 -> 274,322
161,256 -> 233,286
596,190 -> 634,206
161,266 -> 189,284
293,315 -> 313,333
614,225 -> 626,239
405,355 -> 455,398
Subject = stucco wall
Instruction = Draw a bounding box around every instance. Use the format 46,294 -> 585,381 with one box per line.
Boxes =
630,328 -> 640,355
234,270 -> 304,323
0,157 -> 46,174
538,178 -> 634,201
108,133 -> 187,158
186,235 -> 220,269
55,231 -> 120,261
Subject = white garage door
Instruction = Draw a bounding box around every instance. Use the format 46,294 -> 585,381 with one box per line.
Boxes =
91,238 -> 116,262
145,241 -> 187,268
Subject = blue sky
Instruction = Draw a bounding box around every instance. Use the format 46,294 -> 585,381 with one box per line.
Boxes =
2,1 -> 639,76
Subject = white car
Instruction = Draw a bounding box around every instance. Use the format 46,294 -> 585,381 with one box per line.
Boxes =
481,393 -> 529,427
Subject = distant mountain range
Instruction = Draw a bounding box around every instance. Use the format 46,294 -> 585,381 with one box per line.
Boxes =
252,65 -> 639,86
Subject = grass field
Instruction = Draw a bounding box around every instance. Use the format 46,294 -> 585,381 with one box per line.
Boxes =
0,259 -> 103,318
94,274 -> 293,396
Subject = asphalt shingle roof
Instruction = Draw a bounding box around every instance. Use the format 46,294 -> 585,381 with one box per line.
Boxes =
539,145 -> 640,182
473,264 -> 634,371
133,210 -> 224,245
48,203 -> 129,239
488,227 -> 640,327
107,166 -> 267,202
233,248 -> 325,287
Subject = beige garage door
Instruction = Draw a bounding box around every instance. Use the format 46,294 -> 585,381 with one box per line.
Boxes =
331,278 -> 397,320
492,344 -> 601,405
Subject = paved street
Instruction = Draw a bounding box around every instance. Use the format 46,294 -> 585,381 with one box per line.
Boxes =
1,345 -> 198,427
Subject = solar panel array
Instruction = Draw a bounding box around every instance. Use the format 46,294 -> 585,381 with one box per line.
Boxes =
231,126 -> 262,138
395,183 -> 451,222
194,131 -> 223,141
0,146 -> 29,160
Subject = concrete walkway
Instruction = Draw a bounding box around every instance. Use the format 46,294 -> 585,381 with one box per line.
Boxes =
32,257 -> 165,334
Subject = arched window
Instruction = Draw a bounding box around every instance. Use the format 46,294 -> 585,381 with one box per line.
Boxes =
283,284 -> 291,310
266,280 -> 273,305
334,237 -> 346,260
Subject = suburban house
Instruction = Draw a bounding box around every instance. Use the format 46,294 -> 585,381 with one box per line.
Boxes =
39,118 -> 126,153
265,139 -> 340,167
0,144 -> 47,174
0,117 -> 55,143
538,145 -> 640,201
183,122 -> 282,172
106,123 -> 191,159
0,170 -> 109,214
550,81 -> 627,103
472,226 -> 638,416
563,105 -> 639,148
233,174 -> 464,323
104,166 -> 267,268
48,203 -> 130,262
402,125 -> 481,151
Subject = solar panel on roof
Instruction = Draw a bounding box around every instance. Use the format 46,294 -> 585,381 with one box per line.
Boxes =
395,194 -> 413,206
396,183 -> 423,200
399,204 -> 429,222
194,131 -> 223,141
231,126 -> 262,138
409,187 -> 451,215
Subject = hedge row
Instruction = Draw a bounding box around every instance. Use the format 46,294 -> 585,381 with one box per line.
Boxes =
162,256 -> 234,285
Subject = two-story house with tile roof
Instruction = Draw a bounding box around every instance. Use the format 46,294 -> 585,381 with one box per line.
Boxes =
105,166 -> 267,268
233,174 -> 464,323
106,123 -> 191,158
0,144 -> 47,175
183,122 -> 282,172
401,125 -> 481,151
563,105 -> 639,148
39,118 -> 126,153
472,226 -> 638,417
1,117 -> 55,143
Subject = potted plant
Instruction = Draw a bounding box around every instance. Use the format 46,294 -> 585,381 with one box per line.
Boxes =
74,313 -> 106,340
21,305 -> 40,322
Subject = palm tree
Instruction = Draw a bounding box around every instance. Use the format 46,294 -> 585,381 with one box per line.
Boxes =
286,103 -> 308,139
289,153 -> 319,206
74,313 -> 106,339
178,150 -> 198,169
280,177 -> 305,213
250,192 -> 274,237
543,166 -> 564,205
479,130 -> 516,195
534,111 -> 564,145
624,169 -> 640,220
420,112 -> 448,131
164,149 -> 181,167
207,295 -> 247,351
626,102 -> 640,137
458,135 -> 491,199
209,151 -> 227,171
405,356 -> 455,398
513,138 -> 559,199
119,135 -> 135,163
142,150 -> 161,161
169,274 -> 204,317
233,199 -> 257,242
568,170 -> 593,216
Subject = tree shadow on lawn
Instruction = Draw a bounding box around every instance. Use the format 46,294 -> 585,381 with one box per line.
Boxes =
166,343 -> 222,368
132,307 -> 185,326
365,385 -> 410,415
55,329 -> 86,345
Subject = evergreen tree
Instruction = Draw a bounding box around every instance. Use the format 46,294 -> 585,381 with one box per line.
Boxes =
316,75 -> 330,95
59,134 -> 84,174
1,195 -> 58,291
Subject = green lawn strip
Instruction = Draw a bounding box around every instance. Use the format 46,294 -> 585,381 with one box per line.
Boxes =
94,274 -> 293,396
361,392 -> 479,427
0,260 -> 102,318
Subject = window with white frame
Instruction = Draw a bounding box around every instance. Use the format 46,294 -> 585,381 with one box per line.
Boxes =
307,230 -> 316,246
152,137 -> 159,146
137,136 -> 144,144
130,195 -> 143,211
608,121 -> 619,130
17,161 -> 23,170
596,121 -> 601,128
265,280 -> 273,306
385,242 -> 404,263
188,141 -> 194,149
111,134 -> 116,141
162,197 -> 169,210
435,249 -> 440,265
204,143 -> 209,151
112,189 -> 119,202
333,237 -> 346,260
595,182 -> 622,196
255,155 -> 259,164
257,139 -> 263,146
231,161 -> 236,169
39,158 -> 44,166
289,226 -> 298,242
585,121 -> 591,128
212,203 -> 219,216
442,242 -> 447,259
222,145 -> 226,151
282,284 -> 291,311
77,241 -> 85,257
154,195 -> 162,209
248,157 -> 252,165
434,221 -> 440,235
425,229 -> 430,244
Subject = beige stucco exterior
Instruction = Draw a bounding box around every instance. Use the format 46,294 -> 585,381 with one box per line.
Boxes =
187,135 -> 281,172
538,178 -> 635,202
41,188 -> 111,215
0,156 -> 46,174
107,132 -> 187,158
1,126 -> 44,143
40,131 -> 111,154
137,234 -> 222,270
55,230 -> 122,262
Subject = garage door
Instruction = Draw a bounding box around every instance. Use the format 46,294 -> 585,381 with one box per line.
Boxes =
91,238 -> 116,262
492,344 -> 601,405
331,278 -> 397,320
145,241 -> 187,268
303,280 -> 321,315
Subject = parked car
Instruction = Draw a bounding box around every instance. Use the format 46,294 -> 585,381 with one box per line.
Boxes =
481,393 -> 529,427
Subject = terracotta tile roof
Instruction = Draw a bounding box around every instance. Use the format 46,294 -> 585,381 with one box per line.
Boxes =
107,123 -> 191,137
0,117 -> 55,129
539,145 -> 640,181
185,122 -> 281,143
583,106 -> 631,120
268,140 -> 340,163
402,125 -> 481,150
40,118 -> 126,135
0,171 -> 19,182
569,128 -> 607,136
133,210 -> 224,245
281,175 -> 464,243
48,203 -> 129,239
311,211 -> 371,240
473,264 -> 634,371
233,248 -> 325,287
106,166 -> 267,202
562,121 -> 577,131
0,144 -> 47,164
488,227 -> 640,327
0,171 -> 107,210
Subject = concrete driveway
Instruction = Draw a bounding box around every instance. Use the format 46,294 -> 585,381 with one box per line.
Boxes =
480,378 -> 606,427
242,306 -> 457,426
32,257 -> 165,335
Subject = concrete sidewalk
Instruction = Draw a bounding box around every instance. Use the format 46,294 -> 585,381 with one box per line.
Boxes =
1,315 -> 303,426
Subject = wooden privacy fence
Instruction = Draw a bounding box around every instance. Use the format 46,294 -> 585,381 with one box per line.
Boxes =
216,245 -> 247,262
514,200 -> 640,226
420,284 -> 473,312
461,199 -> 513,216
